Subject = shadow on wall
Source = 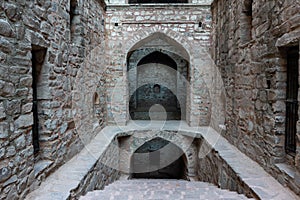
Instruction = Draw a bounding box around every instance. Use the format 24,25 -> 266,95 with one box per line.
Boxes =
129,84 -> 181,120
130,137 -> 187,179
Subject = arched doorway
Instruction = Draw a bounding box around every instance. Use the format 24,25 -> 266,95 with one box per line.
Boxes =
130,138 -> 187,179
127,45 -> 189,121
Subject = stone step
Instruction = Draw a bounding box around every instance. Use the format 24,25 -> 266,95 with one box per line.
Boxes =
80,179 -> 254,200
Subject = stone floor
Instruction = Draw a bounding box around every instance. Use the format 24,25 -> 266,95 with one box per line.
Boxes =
80,179 -> 253,200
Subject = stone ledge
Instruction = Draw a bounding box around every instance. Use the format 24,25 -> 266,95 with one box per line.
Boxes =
199,127 -> 299,200
276,163 -> 296,179
25,121 -> 299,200
275,163 -> 300,194
34,160 -> 54,178
275,29 -> 300,47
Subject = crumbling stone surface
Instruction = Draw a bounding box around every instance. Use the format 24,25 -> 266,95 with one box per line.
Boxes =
211,0 -> 300,195
0,0 -> 106,199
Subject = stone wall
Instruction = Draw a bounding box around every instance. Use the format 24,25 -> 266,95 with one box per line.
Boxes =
212,0 -> 300,194
197,139 -> 257,198
69,137 -> 120,199
0,0 -> 106,199
105,4 -> 225,128
69,0 -> 107,145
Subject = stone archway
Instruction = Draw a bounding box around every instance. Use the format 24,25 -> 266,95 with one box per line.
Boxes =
118,130 -> 198,180
107,26 -> 224,128
126,32 -> 190,121
123,29 -> 225,128
128,49 -> 188,120
131,137 -> 188,179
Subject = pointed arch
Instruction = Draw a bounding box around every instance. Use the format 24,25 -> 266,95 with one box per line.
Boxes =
131,137 -> 188,179
138,51 -> 178,70
118,131 -> 198,179
126,31 -> 191,61
125,30 -> 191,122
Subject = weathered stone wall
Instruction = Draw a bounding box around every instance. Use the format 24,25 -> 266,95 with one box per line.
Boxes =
212,0 -> 300,194
105,4 -> 225,128
0,0 -> 106,199
137,64 -> 177,101
70,0 -> 107,145
197,140 -> 257,198
69,137 -> 120,199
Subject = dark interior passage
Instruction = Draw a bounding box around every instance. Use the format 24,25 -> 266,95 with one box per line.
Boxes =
131,138 -> 187,180
138,51 -> 177,70
129,84 -> 181,120
285,46 -> 299,154
31,45 -> 47,155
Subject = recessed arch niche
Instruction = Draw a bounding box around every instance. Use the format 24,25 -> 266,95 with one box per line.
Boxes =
127,33 -> 190,121
130,137 -> 188,179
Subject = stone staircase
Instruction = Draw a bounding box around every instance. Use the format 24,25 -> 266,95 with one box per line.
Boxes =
80,179 -> 253,200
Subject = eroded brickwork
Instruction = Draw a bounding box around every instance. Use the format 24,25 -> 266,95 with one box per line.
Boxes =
212,0 -> 300,194
0,0 -> 106,199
